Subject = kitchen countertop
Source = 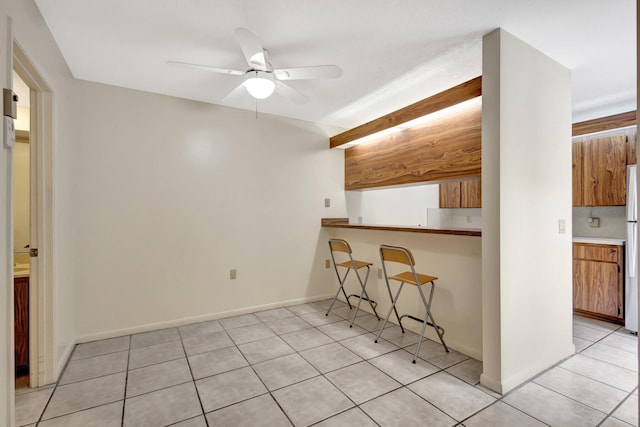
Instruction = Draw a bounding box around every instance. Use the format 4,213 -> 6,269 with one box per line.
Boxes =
573,236 -> 626,246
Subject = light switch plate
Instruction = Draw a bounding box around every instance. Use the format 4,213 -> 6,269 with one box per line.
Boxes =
558,219 -> 566,234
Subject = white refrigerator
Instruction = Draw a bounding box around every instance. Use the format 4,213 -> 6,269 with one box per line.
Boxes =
626,165 -> 638,333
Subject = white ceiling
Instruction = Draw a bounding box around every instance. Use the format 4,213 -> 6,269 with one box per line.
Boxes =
34,0 -> 636,129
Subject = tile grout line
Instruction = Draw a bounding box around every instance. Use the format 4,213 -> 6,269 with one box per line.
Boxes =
177,326 -> 211,427
31,340 -> 79,426
595,386 -> 638,427
22,305 -> 637,426
120,335 -> 132,427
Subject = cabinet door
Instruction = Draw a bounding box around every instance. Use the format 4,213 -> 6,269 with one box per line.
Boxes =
573,259 -> 620,318
461,178 -> 481,208
627,130 -> 637,165
14,277 -> 29,369
572,142 -> 583,206
583,135 -> 627,206
439,181 -> 461,208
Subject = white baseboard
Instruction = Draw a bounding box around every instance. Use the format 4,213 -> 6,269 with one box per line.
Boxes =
55,341 -> 76,383
75,293 -> 334,345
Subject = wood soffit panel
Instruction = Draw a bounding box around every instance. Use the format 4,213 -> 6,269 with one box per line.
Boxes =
573,111 -> 637,137
330,76 -> 482,148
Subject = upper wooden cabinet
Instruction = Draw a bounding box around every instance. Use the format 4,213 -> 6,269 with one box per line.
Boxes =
572,111 -> 636,206
439,178 -> 481,208
572,142 -> 583,206
573,134 -> 627,206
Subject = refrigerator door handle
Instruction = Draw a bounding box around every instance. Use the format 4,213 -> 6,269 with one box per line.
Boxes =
628,222 -> 637,278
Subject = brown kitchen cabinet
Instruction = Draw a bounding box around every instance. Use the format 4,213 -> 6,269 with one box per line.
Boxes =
573,133 -> 627,206
572,243 -> 623,324
15,276 -> 29,374
439,178 -> 481,208
572,142 -> 583,206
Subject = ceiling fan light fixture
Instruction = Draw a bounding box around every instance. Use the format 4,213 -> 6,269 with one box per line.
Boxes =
245,71 -> 275,99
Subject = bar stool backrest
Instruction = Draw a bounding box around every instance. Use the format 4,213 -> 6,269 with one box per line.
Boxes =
380,244 -> 416,266
329,238 -> 353,254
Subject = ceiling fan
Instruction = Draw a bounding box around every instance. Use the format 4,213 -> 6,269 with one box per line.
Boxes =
168,28 -> 343,104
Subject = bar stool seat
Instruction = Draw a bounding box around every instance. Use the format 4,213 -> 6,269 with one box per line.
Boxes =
326,238 -> 380,327
375,244 -> 448,363
388,271 -> 437,286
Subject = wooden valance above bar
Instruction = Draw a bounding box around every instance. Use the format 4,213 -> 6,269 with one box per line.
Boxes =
572,111 -> 636,137
321,218 -> 481,237
330,76 -> 482,149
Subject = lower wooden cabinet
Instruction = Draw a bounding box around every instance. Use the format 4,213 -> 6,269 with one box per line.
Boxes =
572,243 -> 623,324
15,276 -> 29,374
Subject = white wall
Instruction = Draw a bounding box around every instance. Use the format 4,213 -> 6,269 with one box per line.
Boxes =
346,184 -> 482,229
346,184 -> 439,226
5,0 -> 345,400
67,81 -> 344,340
573,206 -> 627,239
482,29 -> 574,394
326,228 -> 483,359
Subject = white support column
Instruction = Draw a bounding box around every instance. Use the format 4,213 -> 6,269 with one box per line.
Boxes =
481,28 -> 575,394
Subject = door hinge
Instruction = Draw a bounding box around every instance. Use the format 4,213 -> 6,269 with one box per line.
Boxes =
29,248 -> 38,258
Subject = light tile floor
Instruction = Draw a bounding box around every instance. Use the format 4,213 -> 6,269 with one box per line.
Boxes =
14,300 -> 639,426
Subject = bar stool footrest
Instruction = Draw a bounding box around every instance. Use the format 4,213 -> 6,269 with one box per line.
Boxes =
399,314 -> 449,352
347,293 -> 377,308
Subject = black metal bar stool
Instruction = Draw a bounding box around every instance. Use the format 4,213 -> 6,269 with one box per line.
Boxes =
375,244 -> 448,363
326,238 -> 380,327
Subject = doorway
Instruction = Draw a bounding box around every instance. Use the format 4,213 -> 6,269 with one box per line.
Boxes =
12,41 -> 55,389
12,70 -> 30,389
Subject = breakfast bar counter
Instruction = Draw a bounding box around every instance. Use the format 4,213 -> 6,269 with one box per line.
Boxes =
321,218 -> 482,237
320,217 -> 483,359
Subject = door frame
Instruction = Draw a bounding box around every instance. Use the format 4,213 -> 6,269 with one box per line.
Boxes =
12,41 -> 55,388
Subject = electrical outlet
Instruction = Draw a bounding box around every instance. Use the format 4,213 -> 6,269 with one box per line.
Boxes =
324,198 -> 330,208
378,268 -> 383,279
588,217 -> 600,228
230,269 -> 237,280
325,259 -> 331,269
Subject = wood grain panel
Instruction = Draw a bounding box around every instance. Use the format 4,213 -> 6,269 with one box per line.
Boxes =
14,277 -> 29,370
627,129 -> 637,165
461,178 -> 481,208
573,111 -> 636,137
321,218 -> 349,226
573,243 -> 624,323
439,181 -> 461,208
345,102 -> 482,190
572,142 -> 583,206
582,135 -> 626,206
573,259 -> 619,318
330,76 -> 482,148
573,243 -> 620,263
321,221 -> 481,236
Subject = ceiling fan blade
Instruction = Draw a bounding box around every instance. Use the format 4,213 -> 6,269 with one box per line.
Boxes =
221,81 -> 248,101
275,81 -> 309,104
273,65 -> 343,81
167,61 -> 244,75
234,28 -> 268,71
